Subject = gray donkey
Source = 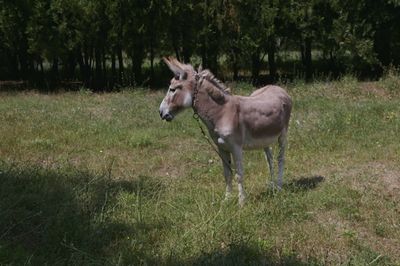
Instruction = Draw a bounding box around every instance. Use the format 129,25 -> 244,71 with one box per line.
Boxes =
159,57 -> 292,206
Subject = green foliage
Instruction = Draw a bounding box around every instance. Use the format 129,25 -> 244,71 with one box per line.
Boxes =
1,0 -> 400,88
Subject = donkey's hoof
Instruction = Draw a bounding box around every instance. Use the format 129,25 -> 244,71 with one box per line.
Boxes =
238,195 -> 246,207
223,192 -> 233,201
267,181 -> 282,192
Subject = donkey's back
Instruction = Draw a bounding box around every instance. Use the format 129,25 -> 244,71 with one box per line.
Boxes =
237,85 -> 292,149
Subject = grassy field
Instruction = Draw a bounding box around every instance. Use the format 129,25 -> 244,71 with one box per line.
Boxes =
0,75 -> 399,265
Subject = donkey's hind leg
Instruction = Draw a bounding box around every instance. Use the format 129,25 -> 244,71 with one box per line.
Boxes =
263,147 -> 274,182
277,132 -> 287,189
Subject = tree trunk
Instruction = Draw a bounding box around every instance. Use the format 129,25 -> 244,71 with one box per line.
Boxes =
132,58 -> 142,86
84,45 -> 92,87
111,50 -> 116,89
67,52 -> 76,80
102,49 -> 108,90
268,38 -> 277,81
304,37 -> 312,82
94,47 -> 103,90
231,50 -> 239,81
18,49 -> 29,80
329,49 -> 340,78
149,36 -> 155,87
251,52 -> 261,84
170,23 -> 181,61
182,28 -> 192,63
50,57 -> 59,87
10,53 -> 19,80
201,45 -> 208,69
39,58 -> 44,75
117,45 -> 124,85
78,46 -> 90,87
182,46 -> 192,63
173,46 -> 181,62
132,41 -> 144,87
300,43 -> 305,66
117,0 -> 125,86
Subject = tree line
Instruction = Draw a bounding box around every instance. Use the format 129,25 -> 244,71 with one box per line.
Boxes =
1,0 -> 400,90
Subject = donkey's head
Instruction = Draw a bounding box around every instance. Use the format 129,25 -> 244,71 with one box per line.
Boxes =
159,57 -> 196,121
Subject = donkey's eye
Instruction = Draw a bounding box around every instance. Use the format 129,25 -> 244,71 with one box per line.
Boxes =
169,85 -> 181,93
174,74 -> 180,80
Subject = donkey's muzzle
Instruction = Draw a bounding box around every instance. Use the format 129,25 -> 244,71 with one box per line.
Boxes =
160,111 -> 173,122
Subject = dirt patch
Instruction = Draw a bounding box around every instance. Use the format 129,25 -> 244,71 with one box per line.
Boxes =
348,162 -> 400,197
321,160 -> 400,198
370,162 -> 400,194
315,210 -> 352,238
314,210 -> 400,262
356,225 -> 400,262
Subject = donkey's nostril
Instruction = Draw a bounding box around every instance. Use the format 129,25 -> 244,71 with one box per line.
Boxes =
162,113 -> 173,121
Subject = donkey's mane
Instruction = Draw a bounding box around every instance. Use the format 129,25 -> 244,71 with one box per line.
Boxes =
198,69 -> 232,95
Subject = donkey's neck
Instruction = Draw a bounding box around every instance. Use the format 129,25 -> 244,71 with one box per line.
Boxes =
193,81 -> 227,128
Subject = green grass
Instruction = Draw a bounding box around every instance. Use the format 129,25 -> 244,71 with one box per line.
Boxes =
0,77 -> 399,265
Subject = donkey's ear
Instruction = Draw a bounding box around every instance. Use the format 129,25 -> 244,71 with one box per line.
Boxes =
170,57 -> 186,69
163,57 -> 182,76
170,58 -> 189,80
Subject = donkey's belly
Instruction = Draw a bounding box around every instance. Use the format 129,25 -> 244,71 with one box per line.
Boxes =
243,134 -> 279,150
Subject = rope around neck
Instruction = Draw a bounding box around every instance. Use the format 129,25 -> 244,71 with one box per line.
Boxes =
191,73 -> 234,176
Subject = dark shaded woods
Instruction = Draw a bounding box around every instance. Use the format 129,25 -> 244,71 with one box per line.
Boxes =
1,0 -> 399,90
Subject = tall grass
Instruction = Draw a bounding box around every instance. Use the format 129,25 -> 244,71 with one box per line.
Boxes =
0,76 -> 399,265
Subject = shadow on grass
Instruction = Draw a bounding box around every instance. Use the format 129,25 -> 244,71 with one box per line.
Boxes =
0,161 -> 166,265
285,175 -> 325,191
0,160 -> 323,265
177,242 -> 318,266
255,175 -> 325,200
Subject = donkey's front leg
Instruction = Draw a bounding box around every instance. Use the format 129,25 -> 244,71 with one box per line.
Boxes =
218,147 -> 233,200
232,145 -> 245,206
